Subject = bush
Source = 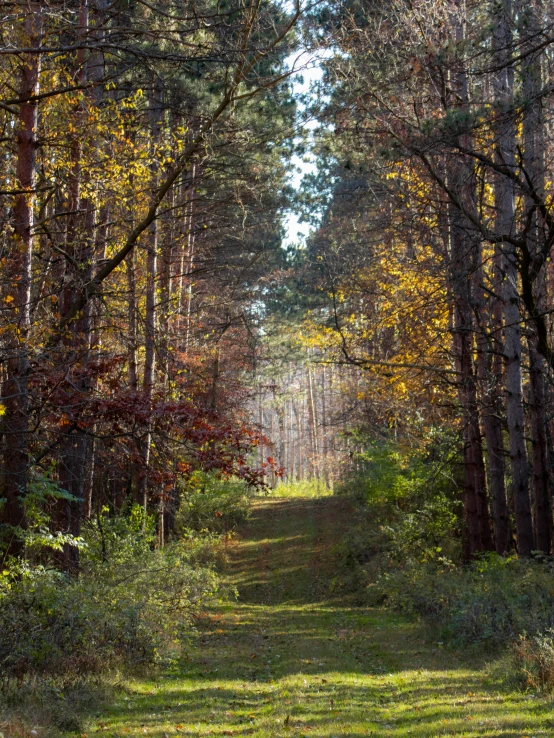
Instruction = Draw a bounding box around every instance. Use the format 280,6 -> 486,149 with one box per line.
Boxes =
1,467 -> 88,559
335,435 -> 554,659
333,435 -> 461,593
0,505 -> 222,684
512,629 -> 554,693
175,472 -> 252,532
373,554 -> 554,648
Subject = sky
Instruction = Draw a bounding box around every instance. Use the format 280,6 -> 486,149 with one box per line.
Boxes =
281,52 -> 326,249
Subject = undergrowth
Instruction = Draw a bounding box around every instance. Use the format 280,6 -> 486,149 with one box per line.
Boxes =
370,554 -> 554,647
0,514 -> 223,684
0,473 -> 251,732
335,434 -> 554,691
176,471 -> 253,532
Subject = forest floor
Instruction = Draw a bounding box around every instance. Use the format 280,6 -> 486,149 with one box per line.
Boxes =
84,497 -> 554,737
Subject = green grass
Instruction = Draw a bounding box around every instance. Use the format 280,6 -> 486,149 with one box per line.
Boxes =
49,498 -> 554,736
264,479 -> 333,498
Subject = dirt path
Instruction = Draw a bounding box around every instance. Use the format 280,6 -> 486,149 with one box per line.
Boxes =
91,497 -> 553,737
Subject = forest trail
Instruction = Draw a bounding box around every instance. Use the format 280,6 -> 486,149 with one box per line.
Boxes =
93,498 -> 553,737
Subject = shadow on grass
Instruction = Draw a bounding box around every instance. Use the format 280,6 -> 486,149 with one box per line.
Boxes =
104,664 -> 554,738
95,602 -> 554,737
88,498 -> 554,738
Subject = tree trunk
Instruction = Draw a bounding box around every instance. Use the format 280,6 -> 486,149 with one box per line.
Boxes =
472,251 -> 511,553
139,86 -> 163,511
528,339 -> 551,551
140,218 -> 157,511
519,0 -> 551,553
307,362 -> 320,480
127,248 -> 139,391
452,297 -> 491,556
56,0 -> 95,571
446,5 -> 494,554
493,0 -> 535,555
1,4 -> 43,559
83,205 -> 109,520
183,164 -> 197,355
159,189 -> 174,387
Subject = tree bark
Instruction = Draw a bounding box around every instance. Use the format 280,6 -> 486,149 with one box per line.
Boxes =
519,0 -> 551,553
159,191 -> 173,387
472,253 -> 511,553
493,0 -> 535,555
140,218 -> 157,511
446,3 -> 494,554
1,4 -> 43,559
56,0 -> 96,571
528,338 -> 551,551
139,86 -> 163,511
127,248 -> 138,391
451,278 -> 491,556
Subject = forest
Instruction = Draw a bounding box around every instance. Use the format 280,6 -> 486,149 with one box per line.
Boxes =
3,0 -> 554,735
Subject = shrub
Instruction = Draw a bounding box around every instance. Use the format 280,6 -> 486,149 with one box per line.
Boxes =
335,435 -> 554,657
175,471 -> 252,532
337,431 -> 459,506
0,505 -> 222,684
373,554 -> 554,648
512,629 -> 554,693
333,435 -> 461,593
1,467 -> 87,561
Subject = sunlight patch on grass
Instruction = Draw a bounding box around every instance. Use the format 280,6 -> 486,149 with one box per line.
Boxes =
81,498 -> 554,738
263,479 -> 333,498
86,654 -> 554,738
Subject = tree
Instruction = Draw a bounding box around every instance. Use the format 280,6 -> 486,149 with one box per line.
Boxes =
294,0 -> 554,555
0,0 -> 301,566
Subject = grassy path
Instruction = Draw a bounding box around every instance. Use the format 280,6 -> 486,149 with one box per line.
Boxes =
92,497 -> 554,737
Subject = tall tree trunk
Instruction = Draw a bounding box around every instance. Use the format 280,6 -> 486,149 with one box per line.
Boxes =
127,248 -> 139,391
1,4 -> 42,559
139,86 -> 163,511
472,253 -> 511,553
307,362 -> 320,480
144,225 -> 158,400
182,165 -> 197,355
493,0 -> 535,555
57,0 -> 95,571
320,366 -> 330,487
83,204 -> 109,520
528,338 -> 551,551
159,187 -> 174,387
140,218 -> 157,510
446,4 -> 494,554
452,293 -> 490,556
519,0 -> 551,553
